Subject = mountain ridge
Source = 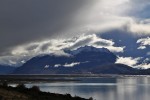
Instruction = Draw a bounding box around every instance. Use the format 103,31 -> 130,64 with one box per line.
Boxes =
1,46 -> 149,75
12,46 -> 117,74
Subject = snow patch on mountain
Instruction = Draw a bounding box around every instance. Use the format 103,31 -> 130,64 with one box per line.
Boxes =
63,62 -> 80,67
54,62 -> 80,68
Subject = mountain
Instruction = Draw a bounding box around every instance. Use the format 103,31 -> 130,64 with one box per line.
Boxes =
0,65 -> 16,74
13,46 -> 117,74
66,46 -> 111,55
90,64 -> 139,75
12,45 -> 150,75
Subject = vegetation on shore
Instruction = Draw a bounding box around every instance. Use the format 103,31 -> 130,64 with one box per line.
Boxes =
0,82 -> 93,100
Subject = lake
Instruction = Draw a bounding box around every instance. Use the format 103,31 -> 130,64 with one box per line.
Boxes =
12,76 -> 150,100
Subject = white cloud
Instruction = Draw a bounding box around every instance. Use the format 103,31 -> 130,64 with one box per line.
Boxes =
136,63 -> 150,69
137,58 -> 150,69
137,46 -> 146,50
147,52 -> 150,56
137,37 -> 150,46
1,0 -> 150,68
69,0 -> 150,36
63,62 -> 80,67
54,64 -> 61,68
54,62 -> 80,68
44,65 -> 50,69
0,34 -> 125,66
17,34 -> 124,55
0,55 -> 30,66
116,56 -> 150,69
129,22 -> 150,35
115,56 -> 140,66
68,34 -> 125,53
137,37 -> 150,49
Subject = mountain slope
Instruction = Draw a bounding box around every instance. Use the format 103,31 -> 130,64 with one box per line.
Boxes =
13,46 -> 117,74
0,65 -> 16,74
90,64 -> 139,75
12,46 -> 150,75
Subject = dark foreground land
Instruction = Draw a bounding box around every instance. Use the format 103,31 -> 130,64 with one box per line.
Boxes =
0,83 -> 93,100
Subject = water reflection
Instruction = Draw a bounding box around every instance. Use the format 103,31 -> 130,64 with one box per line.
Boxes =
25,77 -> 150,100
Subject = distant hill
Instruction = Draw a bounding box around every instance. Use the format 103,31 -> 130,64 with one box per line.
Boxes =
0,65 -> 16,74
13,46 -> 117,74
89,64 -> 139,75
12,46 -> 150,75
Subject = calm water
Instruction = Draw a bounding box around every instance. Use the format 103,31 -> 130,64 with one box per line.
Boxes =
21,77 -> 150,100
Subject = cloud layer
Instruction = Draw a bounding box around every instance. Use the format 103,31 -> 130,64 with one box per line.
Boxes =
137,37 -> 150,49
115,56 -> 140,67
0,0 -> 150,69
0,34 -> 124,66
116,56 -> 150,69
0,0 -> 150,53
0,0 -> 93,53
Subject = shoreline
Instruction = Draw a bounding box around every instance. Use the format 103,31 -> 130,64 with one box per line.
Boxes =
0,83 -> 93,100
0,74 -> 149,84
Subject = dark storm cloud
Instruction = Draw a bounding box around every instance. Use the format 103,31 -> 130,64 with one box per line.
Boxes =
0,0 -> 92,53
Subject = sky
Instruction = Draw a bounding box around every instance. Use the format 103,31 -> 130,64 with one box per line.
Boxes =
0,0 -> 150,68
